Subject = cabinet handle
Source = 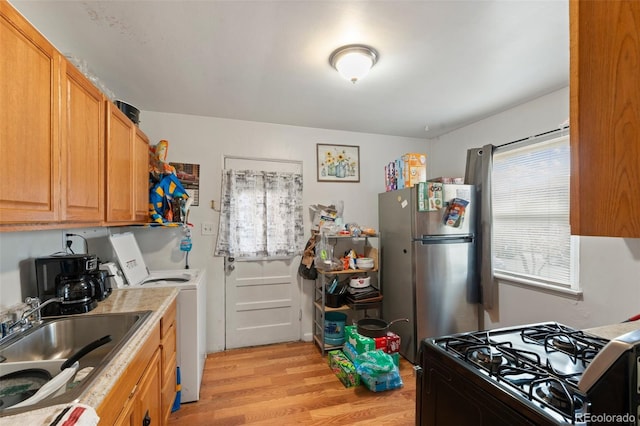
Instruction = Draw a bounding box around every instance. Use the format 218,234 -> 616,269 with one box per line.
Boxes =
143,410 -> 151,426
128,384 -> 138,399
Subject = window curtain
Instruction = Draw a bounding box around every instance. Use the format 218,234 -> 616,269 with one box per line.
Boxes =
214,169 -> 304,258
464,144 -> 496,310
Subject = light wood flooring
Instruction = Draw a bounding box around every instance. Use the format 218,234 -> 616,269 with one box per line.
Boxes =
169,341 -> 416,425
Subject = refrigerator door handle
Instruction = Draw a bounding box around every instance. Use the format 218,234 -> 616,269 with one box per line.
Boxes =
415,235 -> 474,244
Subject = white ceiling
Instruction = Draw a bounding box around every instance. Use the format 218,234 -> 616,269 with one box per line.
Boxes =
10,0 -> 569,139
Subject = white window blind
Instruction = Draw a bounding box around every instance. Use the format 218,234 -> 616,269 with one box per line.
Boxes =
492,133 -> 577,289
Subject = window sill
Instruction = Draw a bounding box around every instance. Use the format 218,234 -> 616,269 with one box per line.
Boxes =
494,272 -> 583,300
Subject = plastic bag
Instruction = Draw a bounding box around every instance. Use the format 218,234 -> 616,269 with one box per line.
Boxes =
298,234 -> 318,280
355,350 -> 396,376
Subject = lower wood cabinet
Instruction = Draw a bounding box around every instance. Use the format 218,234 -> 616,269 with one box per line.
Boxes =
114,349 -> 161,426
97,301 -> 177,426
160,300 -> 178,425
135,349 -> 162,426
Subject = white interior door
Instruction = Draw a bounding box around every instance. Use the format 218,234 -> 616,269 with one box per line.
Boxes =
224,157 -> 302,349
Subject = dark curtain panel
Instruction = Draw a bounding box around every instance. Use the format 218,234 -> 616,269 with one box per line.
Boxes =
464,145 -> 496,310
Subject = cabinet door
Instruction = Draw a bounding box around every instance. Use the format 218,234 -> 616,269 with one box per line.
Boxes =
0,3 -> 61,224
570,0 -> 640,237
160,324 -> 177,424
106,102 -> 134,222
114,391 -> 137,426
134,127 -> 150,222
136,349 -> 161,426
60,59 -> 104,222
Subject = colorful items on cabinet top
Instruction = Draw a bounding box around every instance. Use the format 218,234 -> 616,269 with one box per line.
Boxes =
383,150 -> 466,193
148,139 -> 191,226
385,153 -> 427,192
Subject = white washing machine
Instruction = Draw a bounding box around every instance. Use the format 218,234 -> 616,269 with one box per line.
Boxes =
109,232 -> 207,403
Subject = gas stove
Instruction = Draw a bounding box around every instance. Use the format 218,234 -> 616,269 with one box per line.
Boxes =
416,322 -> 639,425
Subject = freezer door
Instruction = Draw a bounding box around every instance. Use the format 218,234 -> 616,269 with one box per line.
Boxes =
413,184 -> 475,237
414,238 -> 479,356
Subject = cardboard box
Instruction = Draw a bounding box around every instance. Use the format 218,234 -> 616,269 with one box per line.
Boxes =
373,336 -> 387,352
395,157 -> 405,189
389,352 -> 400,367
402,153 -> 427,188
345,325 -> 376,354
328,350 -> 360,388
385,162 -> 398,192
386,331 -> 401,354
418,181 -> 443,212
428,176 -> 464,184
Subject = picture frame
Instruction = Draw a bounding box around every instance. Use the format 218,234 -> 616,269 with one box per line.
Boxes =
170,162 -> 201,206
316,143 -> 360,182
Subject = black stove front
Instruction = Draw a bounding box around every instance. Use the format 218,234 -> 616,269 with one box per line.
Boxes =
416,322 -> 634,425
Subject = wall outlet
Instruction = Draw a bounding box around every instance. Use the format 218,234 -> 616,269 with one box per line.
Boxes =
201,222 -> 215,235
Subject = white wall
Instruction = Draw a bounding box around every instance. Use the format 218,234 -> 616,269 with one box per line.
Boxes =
140,113 -> 429,352
2,87 -> 637,355
0,115 -> 428,354
428,86 -> 640,330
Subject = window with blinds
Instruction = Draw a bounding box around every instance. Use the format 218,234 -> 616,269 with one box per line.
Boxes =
492,133 -> 578,290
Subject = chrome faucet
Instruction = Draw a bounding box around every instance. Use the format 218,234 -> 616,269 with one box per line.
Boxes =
20,297 -> 63,324
1,296 -> 63,339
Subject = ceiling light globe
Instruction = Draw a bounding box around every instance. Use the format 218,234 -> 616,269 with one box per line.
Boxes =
329,45 -> 378,84
336,53 -> 373,84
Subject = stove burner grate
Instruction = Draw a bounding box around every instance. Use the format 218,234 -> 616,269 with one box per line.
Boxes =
529,377 -> 585,422
465,345 -> 506,374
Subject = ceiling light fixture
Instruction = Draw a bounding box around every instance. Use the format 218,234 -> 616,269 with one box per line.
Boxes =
329,44 -> 378,84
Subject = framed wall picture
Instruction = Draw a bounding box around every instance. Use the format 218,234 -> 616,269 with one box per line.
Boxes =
316,144 -> 360,182
170,162 -> 200,206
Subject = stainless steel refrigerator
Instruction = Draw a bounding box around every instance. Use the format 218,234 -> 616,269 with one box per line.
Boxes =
378,184 -> 480,364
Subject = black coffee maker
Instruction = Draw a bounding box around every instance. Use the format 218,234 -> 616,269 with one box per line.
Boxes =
35,254 -> 101,316
89,268 -> 112,301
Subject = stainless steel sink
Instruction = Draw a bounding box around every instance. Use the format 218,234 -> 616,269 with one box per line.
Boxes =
0,311 -> 152,415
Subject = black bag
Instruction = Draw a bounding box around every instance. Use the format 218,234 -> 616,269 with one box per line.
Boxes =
298,234 -> 318,280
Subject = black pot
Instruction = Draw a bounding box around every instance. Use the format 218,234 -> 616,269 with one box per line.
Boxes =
115,100 -> 140,125
356,318 -> 409,338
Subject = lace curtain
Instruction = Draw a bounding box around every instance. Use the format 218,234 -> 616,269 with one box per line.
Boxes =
214,169 -> 304,258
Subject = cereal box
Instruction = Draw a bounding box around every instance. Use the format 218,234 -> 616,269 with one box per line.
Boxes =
402,153 -> 427,188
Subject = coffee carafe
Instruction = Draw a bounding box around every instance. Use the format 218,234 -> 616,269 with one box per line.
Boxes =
55,273 -> 98,315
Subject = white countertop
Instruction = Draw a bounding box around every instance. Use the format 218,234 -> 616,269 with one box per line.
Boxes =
584,321 -> 640,341
0,287 -> 179,424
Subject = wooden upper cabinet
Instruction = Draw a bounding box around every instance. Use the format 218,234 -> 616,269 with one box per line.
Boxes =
570,0 -> 640,238
60,59 -> 105,223
106,101 -> 151,225
106,102 -> 135,223
0,3 -> 61,224
134,127 -> 151,223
